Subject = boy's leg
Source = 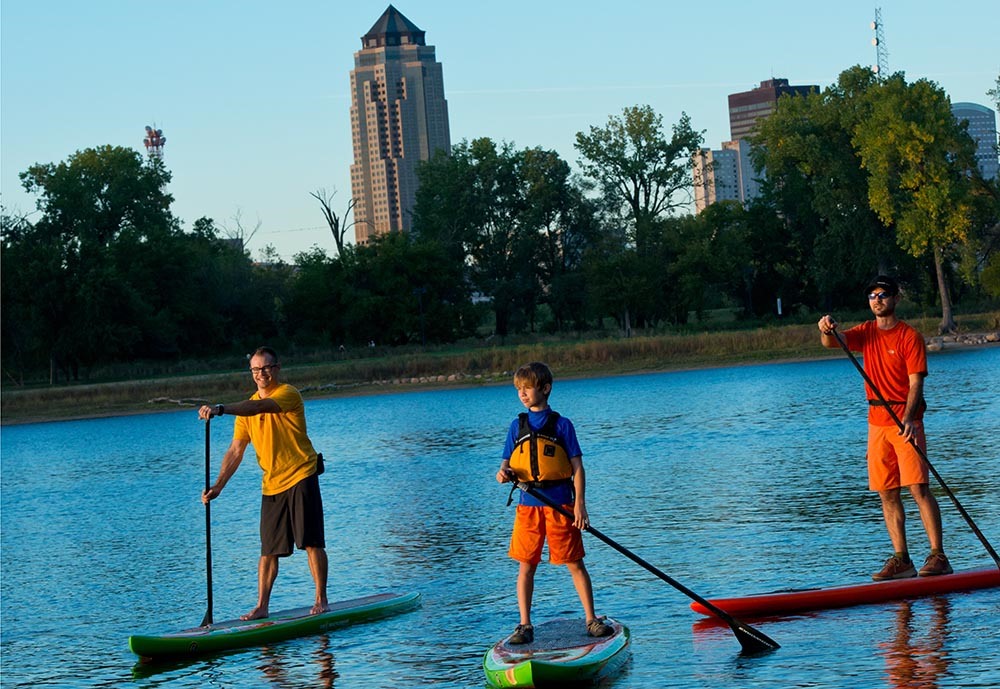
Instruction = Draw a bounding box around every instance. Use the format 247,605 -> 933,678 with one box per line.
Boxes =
565,559 -> 597,622
517,561 -> 537,626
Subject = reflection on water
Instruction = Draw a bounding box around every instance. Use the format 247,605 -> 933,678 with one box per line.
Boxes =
257,635 -> 338,688
1,348 -> 998,688
880,598 -> 950,689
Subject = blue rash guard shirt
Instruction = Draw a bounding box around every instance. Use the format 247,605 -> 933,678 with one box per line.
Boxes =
502,408 -> 582,507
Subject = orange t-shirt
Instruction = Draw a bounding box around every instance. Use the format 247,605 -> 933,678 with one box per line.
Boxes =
843,320 -> 927,426
233,383 -> 318,495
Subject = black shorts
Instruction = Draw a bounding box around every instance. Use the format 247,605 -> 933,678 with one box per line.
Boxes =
259,473 -> 325,556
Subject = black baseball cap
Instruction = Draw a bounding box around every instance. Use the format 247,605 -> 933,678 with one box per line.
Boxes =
866,275 -> 900,296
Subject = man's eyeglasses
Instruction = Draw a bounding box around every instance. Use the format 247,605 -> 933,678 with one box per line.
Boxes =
249,364 -> 279,375
868,292 -> 893,301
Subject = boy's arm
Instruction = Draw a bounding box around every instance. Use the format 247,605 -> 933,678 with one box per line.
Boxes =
496,457 -> 513,483
570,456 -> 589,529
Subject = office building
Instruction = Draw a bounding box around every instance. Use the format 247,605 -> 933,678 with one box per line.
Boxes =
951,102 -> 999,180
349,6 -> 451,243
695,78 -> 816,213
728,78 -> 817,141
693,139 -> 760,212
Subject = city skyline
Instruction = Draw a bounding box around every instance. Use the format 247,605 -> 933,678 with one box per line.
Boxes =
2,1 -> 998,261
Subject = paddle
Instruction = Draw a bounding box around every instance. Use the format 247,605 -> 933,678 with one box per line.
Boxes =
509,479 -> 780,654
201,419 -> 214,627
829,328 -> 1000,571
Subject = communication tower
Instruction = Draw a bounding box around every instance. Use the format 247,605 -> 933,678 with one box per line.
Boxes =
143,124 -> 167,159
870,8 -> 889,78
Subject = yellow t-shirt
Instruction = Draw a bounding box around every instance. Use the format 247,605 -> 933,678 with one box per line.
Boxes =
234,383 -> 318,495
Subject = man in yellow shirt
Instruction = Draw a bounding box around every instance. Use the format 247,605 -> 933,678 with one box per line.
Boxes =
199,347 -> 328,620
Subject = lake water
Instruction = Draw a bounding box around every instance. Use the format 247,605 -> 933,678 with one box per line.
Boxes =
2,348 -> 999,688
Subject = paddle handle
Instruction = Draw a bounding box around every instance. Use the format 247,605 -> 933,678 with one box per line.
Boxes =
201,419 -> 214,627
830,329 -> 1000,570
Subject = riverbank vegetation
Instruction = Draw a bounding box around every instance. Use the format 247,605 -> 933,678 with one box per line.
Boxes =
3,312 -> 997,425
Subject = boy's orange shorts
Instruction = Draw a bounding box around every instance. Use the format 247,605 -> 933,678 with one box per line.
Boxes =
509,504 -> 585,565
867,422 -> 928,491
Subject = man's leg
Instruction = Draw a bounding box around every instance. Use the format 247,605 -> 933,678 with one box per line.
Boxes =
306,546 -> 329,614
909,483 -> 944,552
878,488 -> 909,554
242,554 -> 279,620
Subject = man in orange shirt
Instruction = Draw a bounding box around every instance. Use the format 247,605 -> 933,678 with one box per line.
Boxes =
818,276 -> 951,581
199,346 -> 328,620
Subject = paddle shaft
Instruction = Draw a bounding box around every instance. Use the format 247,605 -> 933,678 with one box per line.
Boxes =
201,419 -> 214,627
511,481 -> 779,653
831,329 -> 1000,570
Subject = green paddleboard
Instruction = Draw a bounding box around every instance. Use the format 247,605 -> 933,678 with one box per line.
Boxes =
129,591 -> 420,659
483,617 -> 631,688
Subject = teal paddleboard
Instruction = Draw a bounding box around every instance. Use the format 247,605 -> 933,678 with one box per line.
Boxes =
483,617 -> 631,688
129,591 -> 420,659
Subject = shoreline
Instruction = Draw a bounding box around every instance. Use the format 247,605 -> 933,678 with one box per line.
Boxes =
3,335 -> 996,427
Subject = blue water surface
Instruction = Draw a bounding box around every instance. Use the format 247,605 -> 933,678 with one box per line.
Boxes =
2,347 -> 998,688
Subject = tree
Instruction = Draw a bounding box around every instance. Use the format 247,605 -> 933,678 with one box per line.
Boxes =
415,139 -> 534,337
750,66 -> 917,310
574,105 -> 703,250
853,74 -> 981,332
310,187 -> 357,257
14,146 -> 180,380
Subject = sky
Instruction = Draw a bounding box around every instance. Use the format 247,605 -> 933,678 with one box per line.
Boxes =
2,0 -> 998,261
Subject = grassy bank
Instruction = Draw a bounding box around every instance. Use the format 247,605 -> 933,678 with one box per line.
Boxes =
3,313 -> 997,425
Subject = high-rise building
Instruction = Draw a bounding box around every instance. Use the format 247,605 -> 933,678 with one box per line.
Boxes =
695,78 -> 816,213
349,6 -> 451,243
728,78 -> 817,141
693,139 -> 759,212
951,102 -> 999,181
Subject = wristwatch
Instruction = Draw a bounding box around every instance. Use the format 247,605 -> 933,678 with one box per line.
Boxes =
215,404 -> 225,416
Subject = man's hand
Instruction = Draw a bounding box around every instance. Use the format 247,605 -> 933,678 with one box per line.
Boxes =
818,314 -> 838,336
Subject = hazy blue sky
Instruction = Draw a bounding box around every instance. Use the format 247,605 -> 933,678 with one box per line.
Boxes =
2,1 -> 997,260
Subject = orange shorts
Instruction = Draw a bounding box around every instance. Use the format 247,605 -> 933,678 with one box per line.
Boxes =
867,422 -> 928,491
508,504 -> 585,565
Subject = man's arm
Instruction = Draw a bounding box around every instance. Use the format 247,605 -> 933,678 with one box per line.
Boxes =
198,398 -> 281,420
202,437 -> 251,503
817,314 -> 840,349
899,372 -> 925,441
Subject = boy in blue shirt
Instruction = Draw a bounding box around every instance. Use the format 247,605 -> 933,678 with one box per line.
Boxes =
496,362 -> 612,644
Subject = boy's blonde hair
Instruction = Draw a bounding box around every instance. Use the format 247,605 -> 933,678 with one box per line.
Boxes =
513,362 -> 553,389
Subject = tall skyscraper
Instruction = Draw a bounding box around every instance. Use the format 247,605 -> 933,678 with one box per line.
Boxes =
951,102 -> 999,181
728,78 -> 817,141
349,6 -> 451,243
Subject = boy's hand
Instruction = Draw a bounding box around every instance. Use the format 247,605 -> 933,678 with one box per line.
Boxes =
496,468 -> 514,483
573,503 -> 590,530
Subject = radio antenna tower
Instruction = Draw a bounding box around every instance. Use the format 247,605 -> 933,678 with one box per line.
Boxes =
143,124 -> 167,159
870,8 -> 889,78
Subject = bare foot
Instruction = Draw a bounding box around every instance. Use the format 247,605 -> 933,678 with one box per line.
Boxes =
240,606 -> 269,621
311,601 -> 329,615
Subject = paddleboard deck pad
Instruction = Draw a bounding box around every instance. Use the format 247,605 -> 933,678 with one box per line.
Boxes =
483,617 -> 630,688
691,567 -> 1000,619
129,591 -> 420,659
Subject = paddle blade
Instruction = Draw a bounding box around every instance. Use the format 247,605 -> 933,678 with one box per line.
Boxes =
732,620 -> 780,654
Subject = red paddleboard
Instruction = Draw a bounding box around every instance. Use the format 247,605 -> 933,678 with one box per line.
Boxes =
691,568 -> 1000,619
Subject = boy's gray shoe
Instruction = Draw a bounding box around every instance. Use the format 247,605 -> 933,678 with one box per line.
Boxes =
586,617 -> 613,637
508,624 -> 534,645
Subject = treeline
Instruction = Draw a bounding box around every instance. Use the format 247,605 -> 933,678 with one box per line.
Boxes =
3,66 -> 998,384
